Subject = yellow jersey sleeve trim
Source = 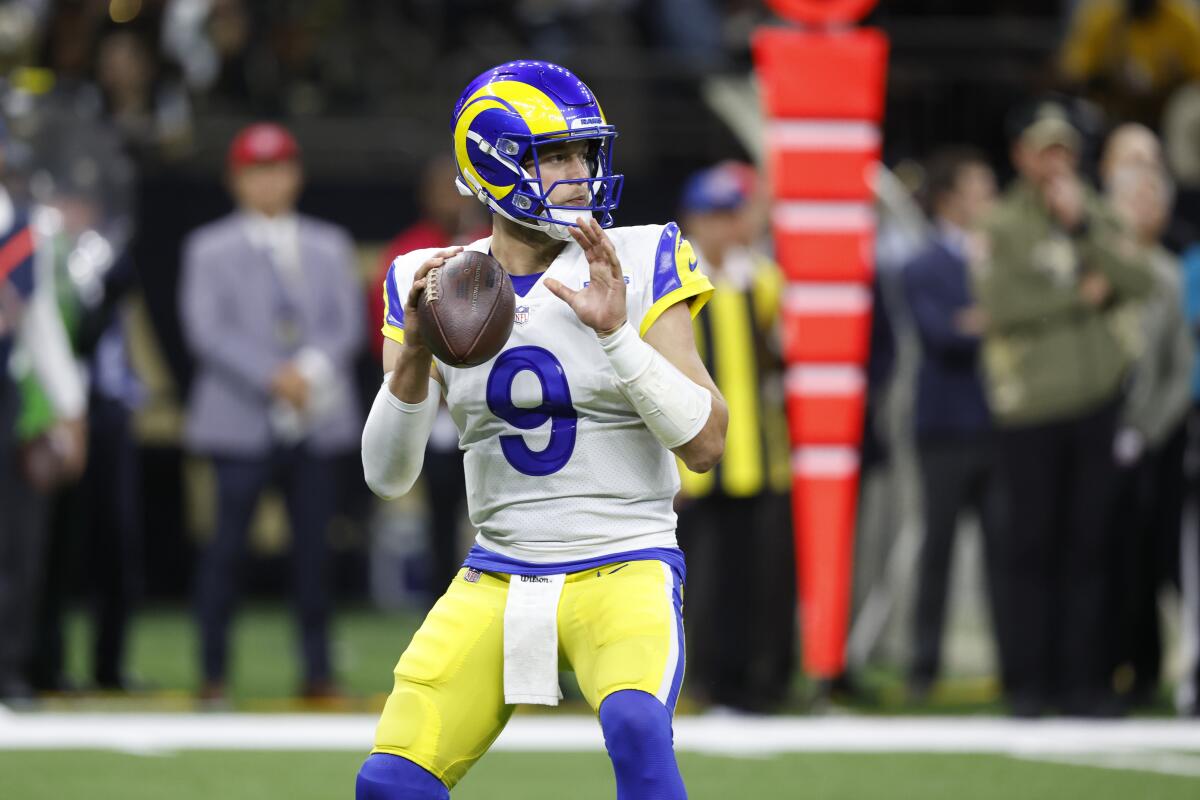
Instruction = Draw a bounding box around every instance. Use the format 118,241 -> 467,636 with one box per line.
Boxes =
639,277 -> 714,338
381,323 -> 405,344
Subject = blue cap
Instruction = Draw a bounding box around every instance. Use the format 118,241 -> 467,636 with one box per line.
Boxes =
679,161 -> 757,213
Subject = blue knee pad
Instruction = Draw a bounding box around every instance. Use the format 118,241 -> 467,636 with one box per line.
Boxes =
356,753 -> 449,800
599,689 -> 687,800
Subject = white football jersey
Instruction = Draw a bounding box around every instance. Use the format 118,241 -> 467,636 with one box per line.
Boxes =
381,222 -> 713,563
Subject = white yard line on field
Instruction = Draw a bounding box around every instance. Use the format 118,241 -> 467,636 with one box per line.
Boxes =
1,712 -> 1199,762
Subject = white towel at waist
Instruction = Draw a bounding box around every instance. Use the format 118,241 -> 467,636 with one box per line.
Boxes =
503,573 -> 566,706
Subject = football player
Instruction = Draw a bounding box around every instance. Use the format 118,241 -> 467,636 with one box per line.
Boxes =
358,60 -> 727,799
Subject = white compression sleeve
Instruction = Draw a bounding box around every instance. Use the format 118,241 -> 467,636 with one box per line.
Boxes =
599,322 -> 712,450
361,375 -> 440,500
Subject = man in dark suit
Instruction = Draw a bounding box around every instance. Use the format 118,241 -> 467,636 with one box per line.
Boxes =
180,123 -> 364,701
901,147 -> 1008,702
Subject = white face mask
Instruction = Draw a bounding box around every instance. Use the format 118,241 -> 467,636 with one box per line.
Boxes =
544,207 -> 592,241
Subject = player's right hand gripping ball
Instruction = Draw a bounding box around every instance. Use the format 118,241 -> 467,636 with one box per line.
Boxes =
418,251 -> 515,367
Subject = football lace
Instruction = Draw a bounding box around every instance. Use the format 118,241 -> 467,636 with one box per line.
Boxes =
425,267 -> 441,302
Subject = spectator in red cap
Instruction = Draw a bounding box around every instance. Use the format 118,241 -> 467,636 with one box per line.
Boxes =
179,122 -> 364,703
228,122 -> 299,172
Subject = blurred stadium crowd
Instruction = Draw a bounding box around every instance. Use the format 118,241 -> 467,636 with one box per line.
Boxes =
1,0 -> 1200,724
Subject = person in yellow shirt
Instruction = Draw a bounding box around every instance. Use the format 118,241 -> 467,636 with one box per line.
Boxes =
1060,0 -> 1200,126
675,161 -> 795,712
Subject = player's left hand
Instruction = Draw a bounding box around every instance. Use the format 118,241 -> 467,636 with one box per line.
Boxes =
545,217 -> 628,336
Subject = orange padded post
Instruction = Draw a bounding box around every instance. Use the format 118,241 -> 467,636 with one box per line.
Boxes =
780,283 -> 873,364
785,366 -> 867,445
754,6 -> 887,681
791,447 -> 861,678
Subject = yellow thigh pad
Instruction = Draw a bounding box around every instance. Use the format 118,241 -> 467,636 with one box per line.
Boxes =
372,569 -> 513,789
559,559 -> 685,713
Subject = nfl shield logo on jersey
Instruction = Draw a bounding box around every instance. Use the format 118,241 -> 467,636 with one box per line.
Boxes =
514,305 -> 530,325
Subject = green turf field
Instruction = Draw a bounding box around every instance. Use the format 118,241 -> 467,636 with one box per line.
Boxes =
2,750 -> 1198,799
54,604 -> 417,707
55,604 -> 1020,713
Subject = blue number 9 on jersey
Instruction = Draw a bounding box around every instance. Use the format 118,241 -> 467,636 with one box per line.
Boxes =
485,347 -> 577,476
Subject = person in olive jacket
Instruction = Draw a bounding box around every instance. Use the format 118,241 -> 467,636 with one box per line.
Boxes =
970,99 -> 1153,718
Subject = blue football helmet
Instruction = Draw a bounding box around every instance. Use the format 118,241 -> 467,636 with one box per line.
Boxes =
451,60 -> 623,240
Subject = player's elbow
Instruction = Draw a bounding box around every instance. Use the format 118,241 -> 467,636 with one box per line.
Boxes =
678,410 -> 726,474
361,450 -> 419,501
363,469 -> 410,501
681,447 -> 721,474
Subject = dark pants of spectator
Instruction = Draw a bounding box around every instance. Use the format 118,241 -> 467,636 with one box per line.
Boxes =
1111,423 -> 1186,707
911,435 -> 1009,691
196,445 -> 336,688
31,392 -> 142,691
421,443 -> 466,604
997,398 -> 1122,715
0,376 -> 49,698
1181,406 -> 1200,714
677,492 -> 795,712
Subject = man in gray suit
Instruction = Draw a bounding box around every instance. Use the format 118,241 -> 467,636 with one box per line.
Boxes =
180,123 -> 363,701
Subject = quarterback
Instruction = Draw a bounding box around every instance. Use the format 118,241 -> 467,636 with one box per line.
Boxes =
357,60 -> 727,799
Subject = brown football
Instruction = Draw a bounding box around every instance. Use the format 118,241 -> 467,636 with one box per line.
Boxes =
417,251 -> 515,367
